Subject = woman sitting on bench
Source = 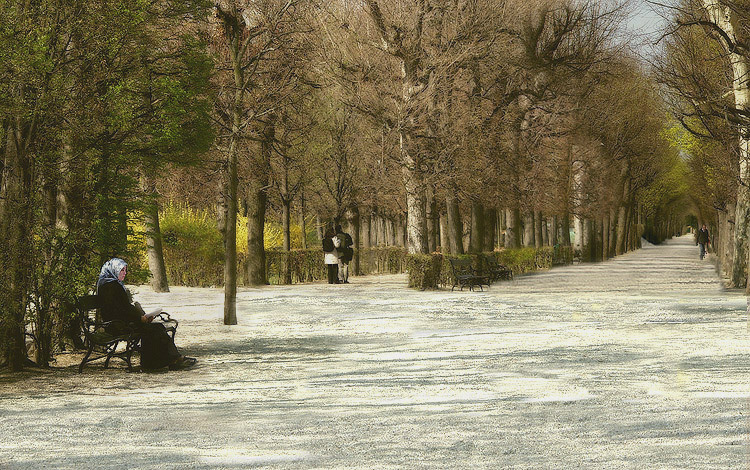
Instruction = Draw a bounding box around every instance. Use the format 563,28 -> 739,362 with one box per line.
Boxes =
97,258 -> 196,371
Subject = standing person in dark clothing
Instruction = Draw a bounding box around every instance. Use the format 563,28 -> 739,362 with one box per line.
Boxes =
336,224 -> 353,284
696,224 -> 710,260
97,258 -> 196,370
322,228 -> 340,284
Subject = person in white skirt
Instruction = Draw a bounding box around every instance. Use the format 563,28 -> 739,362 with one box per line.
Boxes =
323,227 -> 341,284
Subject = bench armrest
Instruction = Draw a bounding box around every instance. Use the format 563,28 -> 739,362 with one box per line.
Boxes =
154,312 -> 178,328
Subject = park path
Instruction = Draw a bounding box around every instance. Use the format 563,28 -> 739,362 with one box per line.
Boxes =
2,235 -> 750,469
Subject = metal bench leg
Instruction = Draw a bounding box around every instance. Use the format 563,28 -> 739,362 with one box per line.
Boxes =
104,344 -> 117,369
125,351 -> 134,372
79,346 -> 93,373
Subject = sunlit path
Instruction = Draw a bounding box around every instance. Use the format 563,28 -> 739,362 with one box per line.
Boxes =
2,235 -> 749,469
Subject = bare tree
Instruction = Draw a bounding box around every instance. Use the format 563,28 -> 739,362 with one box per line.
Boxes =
211,0 -> 309,322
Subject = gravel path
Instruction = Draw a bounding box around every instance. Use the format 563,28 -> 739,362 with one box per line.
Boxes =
2,235 -> 750,469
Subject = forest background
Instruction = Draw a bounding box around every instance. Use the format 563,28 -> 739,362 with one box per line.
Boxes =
1,0 -> 749,371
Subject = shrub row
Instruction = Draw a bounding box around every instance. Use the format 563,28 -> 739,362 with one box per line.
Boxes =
261,247 -> 408,285
162,240 -> 572,288
159,246 -> 409,287
406,246 -> 575,291
151,202 -> 572,288
150,204 -> 411,286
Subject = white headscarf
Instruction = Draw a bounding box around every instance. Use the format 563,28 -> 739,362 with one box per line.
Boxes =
97,258 -> 127,291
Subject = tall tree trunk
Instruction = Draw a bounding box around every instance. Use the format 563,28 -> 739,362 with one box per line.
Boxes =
602,214 -> 610,260
34,166 -> 59,367
1,126 -> 34,370
484,208 -> 497,252
534,211 -> 543,249
523,212 -> 534,247
622,204 -> 633,254
595,217 -> 604,262
446,194 -> 464,254
361,209 -> 371,249
582,218 -> 593,262
347,207 -> 360,275
220,15 -> 247,325
498,209 -> 506,248
279,148 -> 291,285
701,0 -> 750,289
725,202 -> 736,278
439,212 -> 450,253
506,208 -> 522,249
246,118 -> 274,287
281,173 -> 291,252
463,219 -> 471,253
550,216 -> 558,246
615,205 -> 627,256
246,176 -> 268,286
404,170 -> 428,254
470,200 -> 484,253
394,214 -> 400,246
281,197 -> 291,285
376,213 -> 386,246
426,187 -> 438,252
141,174 -> 169,292
560,212 -> 571,247
316,214 -> 324,244
608,208 -> 616,257
371,213 -> 378,245
403,215 -> 408,247
223,144 -> 238,324
299,192 -> 307,250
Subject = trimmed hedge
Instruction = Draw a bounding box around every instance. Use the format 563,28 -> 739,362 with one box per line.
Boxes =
359,247 -> 407,275
262,247 -> 408,285
407,254 -> 443,290
162,246 -> 409,287
152,202 -> 574,289
263,250 -> 324,285
406,246 -> 575,290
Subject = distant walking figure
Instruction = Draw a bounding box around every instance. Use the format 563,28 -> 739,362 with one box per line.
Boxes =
323,227 -> 340,284
697,224 -> 710,260
336,224 -> 354,284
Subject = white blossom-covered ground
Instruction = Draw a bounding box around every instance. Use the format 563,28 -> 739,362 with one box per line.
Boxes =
2,235 -> 750,469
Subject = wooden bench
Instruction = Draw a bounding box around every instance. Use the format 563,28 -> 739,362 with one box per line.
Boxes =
449,258 -> 490,291
76,295 -> 177,372
486,258 -> 513,282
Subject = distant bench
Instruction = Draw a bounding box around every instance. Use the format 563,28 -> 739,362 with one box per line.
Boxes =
76,295 -> 177,372
448,258 -> 490,291
486,258 -> 513,282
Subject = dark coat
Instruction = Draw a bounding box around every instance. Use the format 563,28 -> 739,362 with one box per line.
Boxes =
697,228 -> 710,244
97,280 -> 179,369
98,281 -> 142,325
337,231 -> 354,262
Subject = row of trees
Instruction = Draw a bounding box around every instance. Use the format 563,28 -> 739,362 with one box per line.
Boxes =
166,0 -> 687,325
656,0 -> 750,289
1,0 -> 689,370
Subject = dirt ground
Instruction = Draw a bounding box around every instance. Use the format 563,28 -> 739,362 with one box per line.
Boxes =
2,235 -> 750,469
